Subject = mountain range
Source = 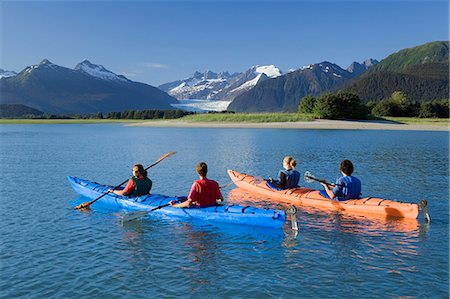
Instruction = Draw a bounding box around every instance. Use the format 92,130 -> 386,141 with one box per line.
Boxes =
1,41 -> 447,115
0,60 -> 177,114
228,41 -> 448,112
228,59 -> 378,112
0,68 -> 17,79
342,41 -> 449,102
158,65 -> 283,102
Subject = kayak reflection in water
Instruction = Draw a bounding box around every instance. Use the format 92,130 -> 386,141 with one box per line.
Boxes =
170,162 -> 223,208
320,159 -> 362,201
268,156 -> 301,190
109,164 -> 152,196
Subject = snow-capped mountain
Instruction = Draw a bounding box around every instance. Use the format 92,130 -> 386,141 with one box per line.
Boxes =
0,68 -> 17,79
0,59 -> 177,114
159,65 -> 282,101
228,60 -> 378,113
75,59 -> 129,82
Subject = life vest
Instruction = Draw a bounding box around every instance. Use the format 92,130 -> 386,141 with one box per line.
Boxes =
130,177 -> 152,196
280,169 -> 300,189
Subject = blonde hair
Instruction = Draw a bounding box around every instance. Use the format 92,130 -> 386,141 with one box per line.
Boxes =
283,156 -> 297,168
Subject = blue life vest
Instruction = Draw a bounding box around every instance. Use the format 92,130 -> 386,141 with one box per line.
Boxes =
279,169 -> 300,189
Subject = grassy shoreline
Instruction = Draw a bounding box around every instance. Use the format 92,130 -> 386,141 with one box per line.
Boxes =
0,113 -> 448,127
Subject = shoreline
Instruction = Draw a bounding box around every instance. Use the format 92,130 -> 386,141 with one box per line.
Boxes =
129,119 -> 450,131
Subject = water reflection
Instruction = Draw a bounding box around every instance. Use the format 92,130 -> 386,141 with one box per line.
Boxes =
227,188 -> 421,237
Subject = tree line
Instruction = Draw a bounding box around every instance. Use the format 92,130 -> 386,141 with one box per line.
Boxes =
0,108 -> 194,120
298,91 -> 449,119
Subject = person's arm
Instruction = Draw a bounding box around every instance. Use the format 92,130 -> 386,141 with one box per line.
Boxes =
278,171 -> 287,188
110,179 -> 134,196
170,197 -> 192,208
320,182 -> 336,199
216,184 -> 224,203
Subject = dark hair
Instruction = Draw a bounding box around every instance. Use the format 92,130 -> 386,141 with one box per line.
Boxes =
340,160 -> 354,176
196,162 -> 208,177
134,164 -> 148,177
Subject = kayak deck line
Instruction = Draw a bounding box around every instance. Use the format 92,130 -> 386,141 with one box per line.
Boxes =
228,169 -> 426,220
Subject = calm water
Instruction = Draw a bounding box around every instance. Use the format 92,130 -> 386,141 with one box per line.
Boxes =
0,124 -> 448,298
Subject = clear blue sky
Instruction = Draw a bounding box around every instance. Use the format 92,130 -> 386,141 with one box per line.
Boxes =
1,0 -> 448,86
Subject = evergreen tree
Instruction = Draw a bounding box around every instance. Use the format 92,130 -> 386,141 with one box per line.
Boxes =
298,95 -> 316,114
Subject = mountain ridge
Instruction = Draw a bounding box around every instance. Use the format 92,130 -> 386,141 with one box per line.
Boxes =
158,65 -> 282,101
0,59 -> 177,114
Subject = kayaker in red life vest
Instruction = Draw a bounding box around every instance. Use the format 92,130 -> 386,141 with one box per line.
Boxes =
109,164 -> 152,196
320,159 -> 362,201
268,156 -> 301,189
170,162 -> 223,208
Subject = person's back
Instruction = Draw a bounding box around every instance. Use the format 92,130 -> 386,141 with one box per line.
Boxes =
333,175 -> 361,201
130,176 -> 152,196
320,159 -> 362,201
270,156 -> 300,190
190,177 -> 222,207
170,162 -> 223,208
110,164 -> 152,197
278,169 -> 300,189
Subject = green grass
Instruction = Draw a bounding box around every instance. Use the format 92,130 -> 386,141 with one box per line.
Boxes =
0,114 -> 448,126
382,117 -> 450,126
179,113 -> 315,123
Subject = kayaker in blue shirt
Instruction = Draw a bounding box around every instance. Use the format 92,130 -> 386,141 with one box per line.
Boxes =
320,159 -> 361,201
268,156 -> 300,189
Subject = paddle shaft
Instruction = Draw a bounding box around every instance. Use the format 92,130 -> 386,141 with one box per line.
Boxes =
305,175 -> 343,187
75,151 -> 176,209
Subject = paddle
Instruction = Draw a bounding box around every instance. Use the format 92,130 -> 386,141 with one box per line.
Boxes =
74,151 -> 177,210
303,171 -> 343,187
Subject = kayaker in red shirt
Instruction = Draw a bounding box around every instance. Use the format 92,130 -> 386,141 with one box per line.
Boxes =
109,164 -> 152,196
170,162 -> 223,208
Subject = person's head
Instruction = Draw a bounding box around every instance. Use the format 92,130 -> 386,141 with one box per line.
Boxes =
283,156 -> 297,170
196,162 -> 208,177
340,160 -> 354,176
133,164 -> 147,178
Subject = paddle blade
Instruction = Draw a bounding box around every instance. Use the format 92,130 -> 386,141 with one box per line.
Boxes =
156,151 -> 177,164
304,171 -> 315,183
121,211 -> 150,222
74,202 -> 92,210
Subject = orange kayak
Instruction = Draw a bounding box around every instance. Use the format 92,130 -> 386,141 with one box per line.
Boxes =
227,169 -> 421,219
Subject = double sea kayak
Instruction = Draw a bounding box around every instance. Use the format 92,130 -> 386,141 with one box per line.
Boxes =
68,176 -> 286,228
227,170 -> 423,219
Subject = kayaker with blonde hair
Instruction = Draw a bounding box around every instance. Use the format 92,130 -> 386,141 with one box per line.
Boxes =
170,162 -> 223,208
320,159 -> 361,201
109,164 -> 152,196
268,156 -> 300,189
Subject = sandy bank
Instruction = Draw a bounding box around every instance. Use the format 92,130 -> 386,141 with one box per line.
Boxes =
129,119 -> 449,131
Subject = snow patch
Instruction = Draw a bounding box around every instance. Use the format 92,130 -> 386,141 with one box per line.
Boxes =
255,65 -> 281,77
76,61 -> 128,82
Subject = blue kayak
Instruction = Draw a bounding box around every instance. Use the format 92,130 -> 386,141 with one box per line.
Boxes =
67,176 -> 286,228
